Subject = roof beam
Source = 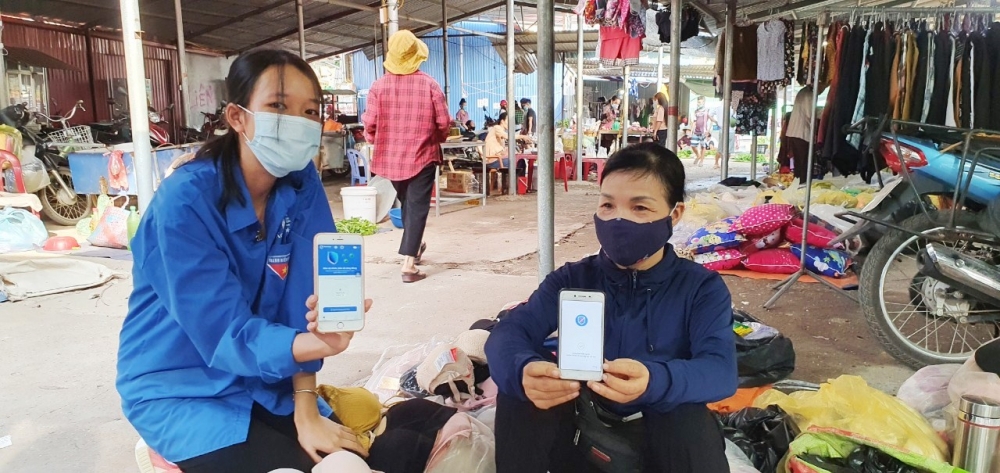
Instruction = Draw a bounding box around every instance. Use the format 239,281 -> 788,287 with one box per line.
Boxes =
306,0 -> 506,62
513,1 -> 577,14
746,0 -> 850,20
688,0 -> 723,25
238,0 -> 383,53
322,0 -> 504,38
187,0 -> 292,40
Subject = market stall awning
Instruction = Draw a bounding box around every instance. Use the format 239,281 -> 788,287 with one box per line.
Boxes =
3,46 -> 80,71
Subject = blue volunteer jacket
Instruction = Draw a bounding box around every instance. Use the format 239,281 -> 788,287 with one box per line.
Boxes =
485,247 -> 738,415
116,158 -> 334,462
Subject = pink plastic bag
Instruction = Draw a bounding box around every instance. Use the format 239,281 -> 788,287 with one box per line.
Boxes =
88,200 -> 129,249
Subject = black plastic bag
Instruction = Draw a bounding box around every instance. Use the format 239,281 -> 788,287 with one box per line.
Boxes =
717,405 -> 801,473
797,446 -> 921,473
734,309 -> 796,388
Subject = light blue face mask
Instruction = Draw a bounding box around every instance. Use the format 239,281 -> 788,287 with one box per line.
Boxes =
240,106 -> 322,178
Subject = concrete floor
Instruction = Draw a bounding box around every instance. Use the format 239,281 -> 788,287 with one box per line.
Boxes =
0,160 -> 912,472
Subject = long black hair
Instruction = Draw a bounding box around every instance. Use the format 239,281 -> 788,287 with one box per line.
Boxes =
601,143 -> 686,206
194,49 -> 322,209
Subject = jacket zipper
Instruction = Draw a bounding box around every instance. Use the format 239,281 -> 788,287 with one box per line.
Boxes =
617,271 -> 639,357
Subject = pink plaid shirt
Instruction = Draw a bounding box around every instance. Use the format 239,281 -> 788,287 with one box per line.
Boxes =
362,71 -> 451,181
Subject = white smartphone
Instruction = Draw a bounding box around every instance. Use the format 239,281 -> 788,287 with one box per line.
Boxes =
313,233 -> 366,333
558,290 -> 606,381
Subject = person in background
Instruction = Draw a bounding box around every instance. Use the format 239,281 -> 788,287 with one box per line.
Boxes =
486,143 -> 737,473
362,30 -> 450,283
520,98 -> 537,136
462,120 -> 478,140
456,98 -> 470,130
690,96 -> 718,168
600,96 -> 622,152
677,125 -> 692,151
116,49 -> 370,473
484,112 -> 512,169
650,92 -> 668,147
500,99 -> 509,115
514,101 -> 525,128
785,87 -> 815,184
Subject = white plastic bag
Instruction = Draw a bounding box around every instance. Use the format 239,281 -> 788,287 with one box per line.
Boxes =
363,335 -> 451,404
897,364 -> 962,438
0,207 -> 47,253
725,439 -> 760,473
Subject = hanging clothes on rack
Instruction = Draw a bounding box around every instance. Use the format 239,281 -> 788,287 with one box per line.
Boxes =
865,21 -> 892,120
927,27 -> 954,125
595,0 -> 645,67
782,19 -> 796,85
985,22 -> 1000,131
757,19 -> 787,81
732,24 -> 759,82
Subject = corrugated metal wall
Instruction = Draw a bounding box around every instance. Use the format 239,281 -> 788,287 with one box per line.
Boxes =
353,24 -> 565,130
3,21 -> 181,139
3,22 -> 95,124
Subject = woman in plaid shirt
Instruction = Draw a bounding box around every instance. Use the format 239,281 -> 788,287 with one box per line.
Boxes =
362,30 -> 451,283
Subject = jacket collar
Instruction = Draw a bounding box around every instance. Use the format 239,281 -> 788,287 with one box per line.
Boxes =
597,244 -> 680,289
224,163 -> 298,234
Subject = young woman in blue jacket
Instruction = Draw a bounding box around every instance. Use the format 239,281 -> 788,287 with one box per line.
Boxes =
485,143 -> 739,473
116,50 -> 368,473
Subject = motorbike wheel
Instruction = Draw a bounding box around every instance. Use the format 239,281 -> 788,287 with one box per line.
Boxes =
859,211 -> 1000,368
38,168 -> 93,226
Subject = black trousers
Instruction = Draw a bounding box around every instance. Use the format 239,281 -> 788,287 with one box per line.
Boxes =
655,130 -> 669,148
494,394 -> 729,473
391,164 -> 436,258
787,137 -> 811,184
176,403 -> 342,473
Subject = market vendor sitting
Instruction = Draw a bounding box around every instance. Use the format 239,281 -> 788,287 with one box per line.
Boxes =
483,112 -> 532,169
485,143 -> 737,473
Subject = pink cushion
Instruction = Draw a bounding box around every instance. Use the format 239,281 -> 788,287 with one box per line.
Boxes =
784,218 -> 842,249
743,249 -> 800,274
732,204 -> 795,237
693,249 -> 743,271
740,227 -> 784,256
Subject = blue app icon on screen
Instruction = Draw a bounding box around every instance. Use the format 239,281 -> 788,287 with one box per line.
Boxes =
575,314 -> 588,327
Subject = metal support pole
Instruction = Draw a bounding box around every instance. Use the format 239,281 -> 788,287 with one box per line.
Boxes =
656,46 -> 664,92
120,0 -> 154,212
442,0 -> 450,105
621,65 -> 630,146
719,0 -> 736,180
459,36 -> 465,101
768,99 -> 777,173
0,11 -> 8,109
750,130 -> 757,180
174,0 -> 189,128
386,0 -> 399,37
538,0 -> 555,279
506,0 -> 517,195
765,13 -> 855,309
576,13 -> 584,181
296,0 -> 306,58
667,0 -> 682,152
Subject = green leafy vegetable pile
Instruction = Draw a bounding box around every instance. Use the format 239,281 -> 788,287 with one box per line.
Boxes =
335,217 -> 377,236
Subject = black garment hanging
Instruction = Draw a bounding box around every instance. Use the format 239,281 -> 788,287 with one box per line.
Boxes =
926,30 -> 953,125
910,25 -> 931,122
986,22 -> 1000,131
865,22 -> 892,119
970,30 -> 990,129
960,31 -> 972,127
656,7 -> 701,44
823,24 -> 865,161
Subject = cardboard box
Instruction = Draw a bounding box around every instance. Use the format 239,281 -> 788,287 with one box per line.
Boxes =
445,171 -> 475,193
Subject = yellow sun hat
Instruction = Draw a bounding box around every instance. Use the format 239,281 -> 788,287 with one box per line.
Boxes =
384,30 -> 429,75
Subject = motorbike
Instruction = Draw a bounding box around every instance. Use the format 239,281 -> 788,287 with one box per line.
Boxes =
91,100 -> 174,147
181,102 -> 228,144
847,120 -> 1000,369
1,101 -> 95,225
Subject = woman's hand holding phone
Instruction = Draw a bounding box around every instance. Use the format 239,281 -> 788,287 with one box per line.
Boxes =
522,361 -> 581,410
587,359 -> 649,404
304,295 -> 373,357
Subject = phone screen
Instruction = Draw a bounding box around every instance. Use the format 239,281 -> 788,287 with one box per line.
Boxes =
316,244 -> 363,323
559,299 -> 604,373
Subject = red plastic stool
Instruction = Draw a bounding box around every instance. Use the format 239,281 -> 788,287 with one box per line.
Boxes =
0,150 -> 27,193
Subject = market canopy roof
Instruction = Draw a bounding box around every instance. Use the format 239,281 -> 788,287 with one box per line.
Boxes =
5,0 -> 981,62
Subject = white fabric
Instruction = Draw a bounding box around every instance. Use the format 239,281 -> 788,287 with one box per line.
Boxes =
921,34 -> 936,123
945,35 -> 957,128
642,8 -> 661,48
757,20 -> 787,81
785,87 -> 815,141
969,40 -> 975,127
0,192 -> 43,212
0,257 -> 121,301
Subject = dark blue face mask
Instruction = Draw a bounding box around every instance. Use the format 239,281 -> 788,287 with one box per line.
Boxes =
593,213 -> 675,267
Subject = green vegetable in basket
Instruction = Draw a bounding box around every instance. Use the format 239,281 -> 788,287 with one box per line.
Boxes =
335,217 -> 377,236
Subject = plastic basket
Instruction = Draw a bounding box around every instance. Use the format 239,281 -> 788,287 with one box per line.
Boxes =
46,125 -> 94,145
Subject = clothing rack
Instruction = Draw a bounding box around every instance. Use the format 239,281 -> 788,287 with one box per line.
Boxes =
765,12 -> 858,309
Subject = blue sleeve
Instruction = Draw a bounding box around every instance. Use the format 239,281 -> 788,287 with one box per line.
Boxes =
279,165 -> 336,374
145,200 -> 310,384
485,265 -> 569,401
635,274 -> 738,412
